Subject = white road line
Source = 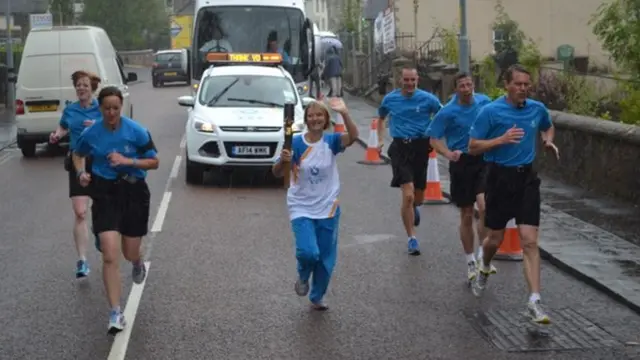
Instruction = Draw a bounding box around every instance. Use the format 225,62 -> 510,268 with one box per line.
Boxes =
179,134 -> 186,149
0,152 -> 14,166
169,155 -> 182,179
107,262 -> 151,360
150,191 -> 172,233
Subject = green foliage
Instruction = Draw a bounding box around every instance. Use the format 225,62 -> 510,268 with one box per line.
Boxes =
439,25 -> 459,65
590,0 -> 640,84
616,84 -> 640,125
49,0 -> 76,26
341,0 -> 362,32
491,1 -> 525,52
81,0 -> 170,50
519,41 -> 543,81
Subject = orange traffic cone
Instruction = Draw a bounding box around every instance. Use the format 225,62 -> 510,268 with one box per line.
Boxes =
357,119 -> 386,165
334,113 -> 345,133
494,218 -> 523,261
423,150 -> 450,204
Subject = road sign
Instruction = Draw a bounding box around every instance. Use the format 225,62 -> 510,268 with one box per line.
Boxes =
170,20 -> 182,38
30,13 -> 53,30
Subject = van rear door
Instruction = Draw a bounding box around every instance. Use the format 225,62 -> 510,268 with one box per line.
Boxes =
59,53 -> 101,109
17,54 -> 63,131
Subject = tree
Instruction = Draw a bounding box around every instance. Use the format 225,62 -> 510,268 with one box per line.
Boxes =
340,0 -> 361,32
590,0 -> 640,83
49,0 -> 76,26
80,0 -> 170,50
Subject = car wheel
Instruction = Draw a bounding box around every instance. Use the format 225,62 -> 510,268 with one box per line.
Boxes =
185,155 -> 204,185
20,141 -> 36,158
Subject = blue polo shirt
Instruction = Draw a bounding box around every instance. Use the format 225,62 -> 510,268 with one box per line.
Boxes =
74,116 -> 157,180
469,96 -> 553,166
59,99 -> 101,150
426,93 -> 491,152
378,89 -> 442,138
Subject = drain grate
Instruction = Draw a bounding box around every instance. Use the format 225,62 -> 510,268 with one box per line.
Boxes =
464,307 -> 621,352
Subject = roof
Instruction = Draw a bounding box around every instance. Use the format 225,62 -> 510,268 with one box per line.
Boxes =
155,49 -> 185,55
30,25 -> 103,33
205,65 -> 288,78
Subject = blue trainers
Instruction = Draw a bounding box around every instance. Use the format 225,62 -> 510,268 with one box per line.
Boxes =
414,206 -> 421,227
408,237 -> 421,256
76,259 -> 90,278
107,309 -> 126,335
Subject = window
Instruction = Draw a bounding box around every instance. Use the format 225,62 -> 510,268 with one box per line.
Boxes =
492,29 -> 506,53
155,52 -> 182,64
198,75 -> 298,108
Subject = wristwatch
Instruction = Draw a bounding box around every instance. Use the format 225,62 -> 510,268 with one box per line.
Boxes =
76,170 -> 85,179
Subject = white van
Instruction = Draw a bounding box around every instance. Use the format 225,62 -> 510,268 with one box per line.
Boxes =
15,25 -> 137,157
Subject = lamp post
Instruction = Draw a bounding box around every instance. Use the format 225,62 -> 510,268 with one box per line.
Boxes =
6,0 -> 14,112
413,0 -> 418,51
458,0 -> 470,73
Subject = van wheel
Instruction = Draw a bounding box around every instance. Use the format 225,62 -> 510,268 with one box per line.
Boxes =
20,142 -> 36,158
185,156 -> 204,185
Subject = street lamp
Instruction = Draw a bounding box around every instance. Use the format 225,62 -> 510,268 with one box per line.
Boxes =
458,0 -> 470,73
413,0 -> 418,52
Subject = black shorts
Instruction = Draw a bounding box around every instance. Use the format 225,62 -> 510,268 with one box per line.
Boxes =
387,137 -> 432,190
90,175 -> 151,237
67,154 -> 92,198
484,163 -> 541,230
449,154 -> 487,207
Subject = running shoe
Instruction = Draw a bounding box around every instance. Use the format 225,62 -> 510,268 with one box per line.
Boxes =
472,268 -> 490,297
526,300 -> 551,324
467,261 -> 477,283
76,259 -> 90,278
408,237 -> 421,255
132,262 -> 147,284
107,309 -> 126,335
295,279 -> 309,296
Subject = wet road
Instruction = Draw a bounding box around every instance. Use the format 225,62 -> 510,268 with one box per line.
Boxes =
1,73 -> 640,359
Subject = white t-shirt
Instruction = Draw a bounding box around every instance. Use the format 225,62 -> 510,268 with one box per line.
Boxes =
279,133 -> 345,220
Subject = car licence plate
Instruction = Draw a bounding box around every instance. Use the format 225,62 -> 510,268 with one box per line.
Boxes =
233,146 -> 269,156
165,72 -> 177,76
28,104 -> 58,112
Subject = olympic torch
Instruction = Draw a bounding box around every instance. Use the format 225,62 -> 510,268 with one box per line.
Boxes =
283,102 -> 295,189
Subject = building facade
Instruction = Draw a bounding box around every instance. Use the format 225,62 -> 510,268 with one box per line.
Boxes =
305,0 -> 329,31
393,0 -> 612,66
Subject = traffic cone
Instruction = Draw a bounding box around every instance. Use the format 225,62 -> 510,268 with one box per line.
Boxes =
494,218 -> 523,261
423,150 -> 450,204
334,113 -> 345,133
357,119 -> 386,165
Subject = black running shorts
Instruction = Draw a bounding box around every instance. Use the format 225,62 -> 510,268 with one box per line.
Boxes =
448,153 -> 487,208
387,137 -> 432,190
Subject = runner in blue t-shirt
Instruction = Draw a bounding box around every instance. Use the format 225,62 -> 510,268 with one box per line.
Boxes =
49,70 -> 102,279
377,66 -> 442,255
72,86 -> 159,335
427,73 -> 496,282
468,65 -> 559,325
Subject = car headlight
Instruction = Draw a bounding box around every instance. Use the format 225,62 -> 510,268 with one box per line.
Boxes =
194,119 -> 215,133
297,84 -> 309,95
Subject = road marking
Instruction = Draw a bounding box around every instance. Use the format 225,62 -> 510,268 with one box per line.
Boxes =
179,134 -> 186,149
150,191 -> 172,233
107,261 -> 151,360
341,234 -> 397,248
169,155 -> 182,179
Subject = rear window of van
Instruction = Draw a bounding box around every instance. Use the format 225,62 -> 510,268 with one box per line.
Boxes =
19,54 -> 100,89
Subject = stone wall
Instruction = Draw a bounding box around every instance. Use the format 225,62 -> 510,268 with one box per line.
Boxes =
535,112 -> 640,204
119,49 -> 154,68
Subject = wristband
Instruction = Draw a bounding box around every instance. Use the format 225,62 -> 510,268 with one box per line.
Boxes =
76,170 -> 85,179
132,158 -> 137,166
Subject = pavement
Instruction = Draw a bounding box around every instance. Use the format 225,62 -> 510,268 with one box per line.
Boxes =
1,73 -> 640,359
340,91 -> 640,316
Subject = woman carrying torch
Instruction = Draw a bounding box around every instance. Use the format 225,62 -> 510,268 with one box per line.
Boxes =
272,97 -> 359,310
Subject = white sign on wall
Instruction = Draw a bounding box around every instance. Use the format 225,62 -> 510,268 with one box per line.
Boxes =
30,13 -> 53,30
381,7 -> 396,55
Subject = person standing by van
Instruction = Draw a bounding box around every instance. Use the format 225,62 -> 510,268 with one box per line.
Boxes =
50,70 -> 102,279
72,86 -> 159,334
322,47 -> 343,98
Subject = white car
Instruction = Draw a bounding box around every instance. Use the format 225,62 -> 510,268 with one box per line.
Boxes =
177,64 -> 314,185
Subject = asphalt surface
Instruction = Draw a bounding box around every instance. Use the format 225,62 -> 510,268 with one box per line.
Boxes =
1,69 -> 640,359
